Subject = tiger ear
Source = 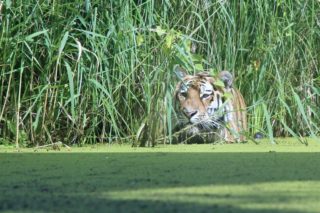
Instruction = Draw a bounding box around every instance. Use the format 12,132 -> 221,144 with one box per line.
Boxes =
218,70 -> 233,89
196,71 -> 210,77
174,65 -> 187,80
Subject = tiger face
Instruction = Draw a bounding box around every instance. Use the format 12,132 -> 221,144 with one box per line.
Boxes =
174,67 -> 247,143
176,74 -> 224,129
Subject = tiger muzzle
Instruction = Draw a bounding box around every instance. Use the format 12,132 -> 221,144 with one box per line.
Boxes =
183,109 -> 198,118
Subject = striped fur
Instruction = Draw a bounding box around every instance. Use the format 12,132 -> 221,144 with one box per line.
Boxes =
173,70 -> 247,143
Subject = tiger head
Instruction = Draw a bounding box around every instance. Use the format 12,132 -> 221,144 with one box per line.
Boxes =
174,66 -> 240,133
174,67 -> 246,141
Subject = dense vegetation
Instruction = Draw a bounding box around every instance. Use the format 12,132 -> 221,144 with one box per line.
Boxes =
0,0 -> 319,146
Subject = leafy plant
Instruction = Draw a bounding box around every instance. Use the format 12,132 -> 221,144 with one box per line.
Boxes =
0,0 -> 319,146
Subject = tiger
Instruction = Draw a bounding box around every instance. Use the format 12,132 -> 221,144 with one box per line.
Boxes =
172,66 -> 247,144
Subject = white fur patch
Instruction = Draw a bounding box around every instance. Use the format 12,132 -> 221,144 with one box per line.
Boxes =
200,82 -> 213,98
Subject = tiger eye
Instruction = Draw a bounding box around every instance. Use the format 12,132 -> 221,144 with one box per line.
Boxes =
179,92 -> 187,100
180,92 -> 187,97
201,94 -> 210,99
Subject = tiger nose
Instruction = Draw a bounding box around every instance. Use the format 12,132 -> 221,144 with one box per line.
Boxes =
183,109 -> 198,118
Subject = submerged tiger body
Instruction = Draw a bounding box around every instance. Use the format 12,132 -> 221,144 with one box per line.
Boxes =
173,67 -> 247,143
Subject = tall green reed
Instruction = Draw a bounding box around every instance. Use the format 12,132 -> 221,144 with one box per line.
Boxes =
0,0 -> 319,146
